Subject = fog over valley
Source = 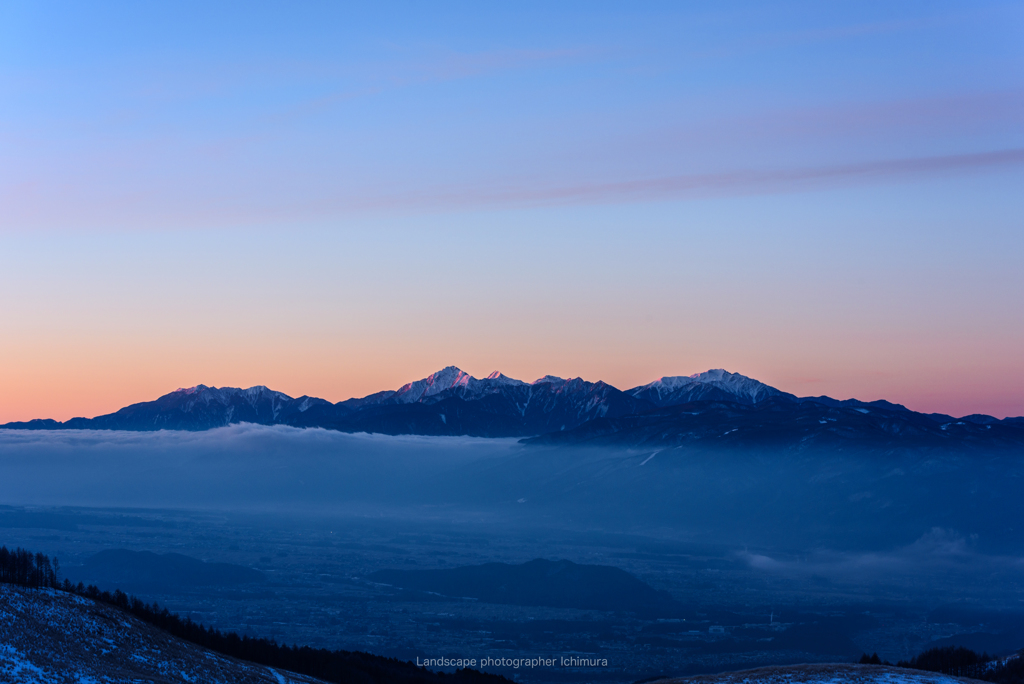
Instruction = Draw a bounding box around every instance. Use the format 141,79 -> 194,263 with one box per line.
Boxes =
2,425 -> 1021,555
3,424 -> 1023,666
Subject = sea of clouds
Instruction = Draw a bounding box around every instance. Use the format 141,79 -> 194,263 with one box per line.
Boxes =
3,424 -> 1022,595
0,425 -> 520,513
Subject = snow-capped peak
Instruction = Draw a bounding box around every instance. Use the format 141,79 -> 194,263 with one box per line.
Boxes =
532,375 -> 566,385
393,366 -> 474,403
169,384 -> 293,406
239,385 -> 293,402
629,369 -> 789,405
173,385 -> 209,394
484,371 -> 528,386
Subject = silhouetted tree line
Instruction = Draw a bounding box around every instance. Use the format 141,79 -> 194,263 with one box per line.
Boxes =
0,546 -> 60,589
898,645 -> 993,679
859,645 -> 1024,684
0,544 -> 509,684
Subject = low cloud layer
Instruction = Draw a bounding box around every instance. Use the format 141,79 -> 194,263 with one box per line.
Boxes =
736,527 -> 1024,600
3,426 -> 1023,571
0,425 -> 520,513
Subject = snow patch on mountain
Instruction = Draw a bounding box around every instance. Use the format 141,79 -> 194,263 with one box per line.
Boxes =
485,371 -> 528,386
170,385 -> 294,407
628,369 -> 793,406
389,367 -> 531,403
393,366 -> 473,403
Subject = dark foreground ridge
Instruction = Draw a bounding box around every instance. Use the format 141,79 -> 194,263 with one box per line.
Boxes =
653,662 -> 991,684
3,367 -> 1023,449
4,544 -> 1023,684
855,649 -> 1024,684
656,652 -> 1024,684
0,544 -> 510,684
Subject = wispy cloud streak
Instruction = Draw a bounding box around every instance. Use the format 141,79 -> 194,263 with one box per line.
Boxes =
3,146 -> 1022,233
352,147 -> 1024,213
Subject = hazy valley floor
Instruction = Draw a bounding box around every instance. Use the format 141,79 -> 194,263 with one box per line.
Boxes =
2,506 -> 1022,684
1,429 -> 1022,683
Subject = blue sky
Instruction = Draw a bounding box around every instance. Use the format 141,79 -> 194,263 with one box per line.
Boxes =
1,1 -> 1023,420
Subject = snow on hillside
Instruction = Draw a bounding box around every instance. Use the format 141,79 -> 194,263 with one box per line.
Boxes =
657,663 -> 984,684
0,583 -> 324,684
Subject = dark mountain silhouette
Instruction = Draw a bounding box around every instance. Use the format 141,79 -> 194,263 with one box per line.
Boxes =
525,396 -> 1024,451
69,549 -> 266,590
291,373 -> 652,437
3,367 -> 1022,448
626,369 -> 797,406
0,366 -> 654,437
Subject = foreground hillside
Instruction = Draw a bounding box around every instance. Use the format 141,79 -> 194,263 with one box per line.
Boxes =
0,583 -> 324,684
657,663 -> 983,684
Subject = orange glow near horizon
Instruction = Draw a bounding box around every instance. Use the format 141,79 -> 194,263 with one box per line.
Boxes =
3,342 -> 1023,423
3,217 -> 1022,423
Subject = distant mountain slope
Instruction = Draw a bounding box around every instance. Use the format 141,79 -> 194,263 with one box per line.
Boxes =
3,384 -> 333,432
69,549 -> 265,591
3,367 -> 1021,445
627,369 -> 796,406
310,371 -> 654,437
0,583 -> 324,684
654,663 -> 984,684
1,366 -> 655,437
368,558 -> 681,616
525,398 -> 1024,451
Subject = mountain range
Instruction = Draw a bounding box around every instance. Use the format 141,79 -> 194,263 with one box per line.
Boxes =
4,367 -> 1023,449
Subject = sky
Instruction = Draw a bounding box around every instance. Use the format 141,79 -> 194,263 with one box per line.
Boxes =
1,1 -> 1023,422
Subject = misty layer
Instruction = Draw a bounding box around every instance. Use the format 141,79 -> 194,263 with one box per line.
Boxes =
2,425 -> 1022,566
